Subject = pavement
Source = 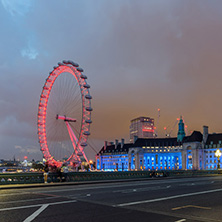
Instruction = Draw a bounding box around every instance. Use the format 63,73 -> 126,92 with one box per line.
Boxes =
1,176 -> 222,222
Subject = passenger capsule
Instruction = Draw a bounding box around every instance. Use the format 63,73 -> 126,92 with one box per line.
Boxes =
83,131 -> 90,136
81,74 -> 87,79
85,94 -> 92,100
71,61 -> 79,67
58,62 -> 63,66
62,60 -> 68,64
81,142 -> 87,147
85,119 -> 92,124
77,67 -> 84,72
67,60 -> 79,67
86,107 -> 93,112
84,84 -> 90,89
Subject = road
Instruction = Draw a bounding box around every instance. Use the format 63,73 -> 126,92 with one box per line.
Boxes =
0,176 -> 222,222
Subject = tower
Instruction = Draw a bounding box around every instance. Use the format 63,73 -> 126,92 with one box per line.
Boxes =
130,117 -> 155,142
177,116 -> 186,142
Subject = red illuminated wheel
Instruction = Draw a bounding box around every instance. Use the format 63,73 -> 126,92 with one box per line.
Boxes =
37,60 -> 92,167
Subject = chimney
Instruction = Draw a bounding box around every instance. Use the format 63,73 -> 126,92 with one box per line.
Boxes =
121,138 -> 125,148
133,135 -> 138,143
104,141 -> 107,151
203,126 -> 209,144
115,139 -> 118,149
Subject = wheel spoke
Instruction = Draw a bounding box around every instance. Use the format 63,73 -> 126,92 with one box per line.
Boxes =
37,61 -> 92,167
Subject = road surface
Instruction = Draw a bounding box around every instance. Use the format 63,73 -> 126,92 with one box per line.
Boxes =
0,176 -> 222,222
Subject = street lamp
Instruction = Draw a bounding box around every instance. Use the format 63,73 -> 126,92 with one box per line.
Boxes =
215,149 -> 221,170
89,160 -> 93,171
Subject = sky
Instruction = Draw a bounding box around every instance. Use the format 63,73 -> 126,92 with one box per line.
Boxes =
1,0 -> 222,161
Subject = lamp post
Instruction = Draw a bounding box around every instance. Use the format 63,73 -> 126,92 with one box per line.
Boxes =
215,149 -> 221,170
89,160 -> 93,171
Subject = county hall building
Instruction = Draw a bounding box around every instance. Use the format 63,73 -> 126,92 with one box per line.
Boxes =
96,117 -> 222,171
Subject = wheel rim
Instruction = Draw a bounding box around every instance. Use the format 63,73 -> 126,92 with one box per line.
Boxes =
37,61 -> 92,167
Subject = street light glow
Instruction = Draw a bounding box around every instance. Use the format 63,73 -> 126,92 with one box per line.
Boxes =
215,149 -> 221,170
215,149 -> 222,158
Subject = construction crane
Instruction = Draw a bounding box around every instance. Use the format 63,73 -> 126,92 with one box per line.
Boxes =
154,108 -> 160,137
164,118 -> 180,137
182,116 -> 188,136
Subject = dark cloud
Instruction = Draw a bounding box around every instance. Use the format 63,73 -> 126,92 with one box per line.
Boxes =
1,0 -> 222,160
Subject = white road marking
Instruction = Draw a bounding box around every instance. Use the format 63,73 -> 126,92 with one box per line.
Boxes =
167,185 -> 171,188
179,181 -> 214,186
175,219 -> 186,222
86,194 -> 91,196
114,188 -> 222,207
0,200 -> 77,212
0,196 -> 59,205
31,177 -> 216,194
113,186 -> 168,194
23,204 -> 49,222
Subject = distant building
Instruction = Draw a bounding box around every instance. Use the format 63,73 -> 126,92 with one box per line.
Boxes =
130,117 -> 155,142
96,119 -> 222,171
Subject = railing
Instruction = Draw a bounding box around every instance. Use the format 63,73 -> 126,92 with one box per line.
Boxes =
0,170 -> 221,185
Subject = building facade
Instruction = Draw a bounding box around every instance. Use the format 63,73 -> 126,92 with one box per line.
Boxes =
129,117 -> 155,143
96,124 -> 222,171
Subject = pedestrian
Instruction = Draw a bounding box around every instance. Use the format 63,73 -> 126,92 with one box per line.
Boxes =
56,166 -> 62,182
43,162 -> 49,183
61,164 -> 69,182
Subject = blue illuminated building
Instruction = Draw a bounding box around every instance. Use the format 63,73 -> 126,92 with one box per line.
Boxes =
96,122 -> 222,171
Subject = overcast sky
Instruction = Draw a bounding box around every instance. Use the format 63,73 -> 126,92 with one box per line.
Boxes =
1,0 -> 222,161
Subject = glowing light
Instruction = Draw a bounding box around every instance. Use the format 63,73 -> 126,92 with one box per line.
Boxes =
38,61 -> 92,167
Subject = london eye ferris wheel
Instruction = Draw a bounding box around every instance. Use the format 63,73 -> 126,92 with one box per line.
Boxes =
37,60 -> 92,167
